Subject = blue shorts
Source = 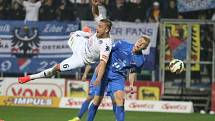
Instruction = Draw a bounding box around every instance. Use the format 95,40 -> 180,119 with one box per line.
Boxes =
107,77 -> 125,94
88,72 -> 125,97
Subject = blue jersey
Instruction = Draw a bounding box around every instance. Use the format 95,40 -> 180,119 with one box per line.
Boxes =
105,40 -> 145,79
89,40 -> 145,96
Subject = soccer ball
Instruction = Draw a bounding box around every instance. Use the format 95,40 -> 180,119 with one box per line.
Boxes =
169,59 -> 184,74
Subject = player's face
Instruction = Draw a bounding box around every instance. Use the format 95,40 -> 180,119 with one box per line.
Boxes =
133,37 -> 150,53
96,21 -> 108,38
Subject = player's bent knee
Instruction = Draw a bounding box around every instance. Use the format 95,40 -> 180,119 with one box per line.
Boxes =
114,90 -> 124,105
93,96 -> 103,105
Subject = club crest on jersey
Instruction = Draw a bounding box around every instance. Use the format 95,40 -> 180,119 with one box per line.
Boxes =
98,40 -> 103,44
11,25 -> 39,58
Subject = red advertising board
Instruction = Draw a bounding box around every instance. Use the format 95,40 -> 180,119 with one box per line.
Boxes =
1,78 -> 65,97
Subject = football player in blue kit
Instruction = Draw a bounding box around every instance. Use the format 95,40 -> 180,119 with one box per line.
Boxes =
87,35 -> 150,121
70,35 -> 150,121
69,64 -> 117,121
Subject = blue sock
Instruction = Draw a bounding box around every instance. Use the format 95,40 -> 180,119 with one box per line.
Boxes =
77,100 -> 90,118
115,106 -> 125,121
87,103 -> 99,121
112,103 -> 116,117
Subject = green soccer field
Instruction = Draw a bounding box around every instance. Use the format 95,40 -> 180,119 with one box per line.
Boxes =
0,106 -> 214,121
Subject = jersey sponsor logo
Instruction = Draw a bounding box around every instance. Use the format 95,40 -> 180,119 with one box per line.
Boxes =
130,60 -> 136,65
105,45 -> 110,51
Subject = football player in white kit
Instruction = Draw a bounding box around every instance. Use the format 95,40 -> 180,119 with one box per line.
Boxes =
18,0 -> 112,86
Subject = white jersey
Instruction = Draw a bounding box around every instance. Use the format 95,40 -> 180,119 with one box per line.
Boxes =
60,12 -> 112,71
68,31 -> 112,64
84,33 -> 112,63
23,1 -> 41,21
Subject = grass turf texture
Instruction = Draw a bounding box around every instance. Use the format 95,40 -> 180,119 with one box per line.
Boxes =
0,106 -> 214,121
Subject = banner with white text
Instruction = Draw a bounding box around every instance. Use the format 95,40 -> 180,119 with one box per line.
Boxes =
81,21 -> 158,70
0,20 -> 79,73
60,97 -> 194,113
177,0 -> 215,12
0,96 -> 60,108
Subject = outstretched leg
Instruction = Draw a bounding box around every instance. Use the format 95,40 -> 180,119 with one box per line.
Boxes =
18,64 -> 60,84
18,54 -> 85,84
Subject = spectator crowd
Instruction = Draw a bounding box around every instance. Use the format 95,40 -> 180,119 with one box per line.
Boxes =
0,0 -> 214,22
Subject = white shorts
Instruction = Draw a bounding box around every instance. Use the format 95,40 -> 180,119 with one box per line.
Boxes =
60,34 -> 87,71
68,32 -> 87,54
60,54 -> 85,71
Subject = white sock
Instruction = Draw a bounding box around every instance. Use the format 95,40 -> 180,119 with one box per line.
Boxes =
29,67 -> 55,80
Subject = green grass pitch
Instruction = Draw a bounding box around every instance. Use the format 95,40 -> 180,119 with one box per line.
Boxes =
0,106 -> 214,121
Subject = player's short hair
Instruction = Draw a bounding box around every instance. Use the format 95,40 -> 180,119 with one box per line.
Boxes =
100,19 -> 112,32
141,35 -> 151,43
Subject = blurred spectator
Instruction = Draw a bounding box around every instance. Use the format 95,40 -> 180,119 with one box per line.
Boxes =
98,0 -> 107,18
212,11 -> 215,21
73,0 -> 93,20
39,0 -> 56,20
127,0 -> 146,22
198,11 -> 207,20
200,25 -> 213,62
107,0 -> 128,21
9,1 -> 25,20
177,14 -> 184,19
15,0 -> 43,21
0,0 -> 214,22
164,0 -> 178,19
55,0 -> 75,21
3,0 -> 12,19
146,1 -> 161,22
0,0 -> 6,19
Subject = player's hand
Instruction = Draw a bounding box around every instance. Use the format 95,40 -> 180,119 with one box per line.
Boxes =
91,0 -> 99,6
93,79 -> 101,86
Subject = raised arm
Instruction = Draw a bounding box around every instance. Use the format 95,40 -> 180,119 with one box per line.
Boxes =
91,0 -> 100,17
91,0 -> 105,23
14,0 -> 24,5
